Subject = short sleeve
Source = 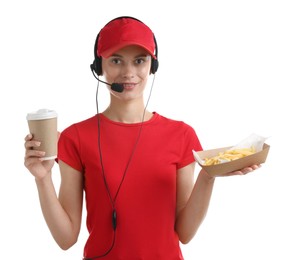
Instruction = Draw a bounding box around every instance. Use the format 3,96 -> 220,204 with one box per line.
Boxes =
177,124 -> 203,169
57,125 -> 83,172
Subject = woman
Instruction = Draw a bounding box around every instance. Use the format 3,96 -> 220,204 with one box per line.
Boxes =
24,16 -> 259,260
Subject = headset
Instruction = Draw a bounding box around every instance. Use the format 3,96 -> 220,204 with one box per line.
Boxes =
84,16 -> 158,260
90,16 -> 159,76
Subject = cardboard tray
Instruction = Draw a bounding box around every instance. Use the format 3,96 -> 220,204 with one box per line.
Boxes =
193,143 -> 270,177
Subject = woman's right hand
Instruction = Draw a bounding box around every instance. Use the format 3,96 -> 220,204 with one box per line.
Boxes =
24,134 -> 55,180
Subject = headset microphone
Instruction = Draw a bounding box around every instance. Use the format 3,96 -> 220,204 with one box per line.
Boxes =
110,82 -> 124,93
90,64 -> 124,93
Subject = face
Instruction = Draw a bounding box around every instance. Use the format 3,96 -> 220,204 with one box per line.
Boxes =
101,45 -> 152,100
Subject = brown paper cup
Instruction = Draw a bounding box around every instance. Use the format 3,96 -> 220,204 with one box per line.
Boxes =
27,109 -> 58,160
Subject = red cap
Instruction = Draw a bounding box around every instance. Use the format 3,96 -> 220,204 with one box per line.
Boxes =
97,17 -> 156,59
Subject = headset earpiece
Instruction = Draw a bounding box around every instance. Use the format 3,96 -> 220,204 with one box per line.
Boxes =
150,34 -> 159,74
91,33 -> 103,76
92,56 -> 102,76
150,58 -> 158,74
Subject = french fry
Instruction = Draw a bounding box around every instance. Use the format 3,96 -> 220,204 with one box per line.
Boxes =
204,146 -> 256,166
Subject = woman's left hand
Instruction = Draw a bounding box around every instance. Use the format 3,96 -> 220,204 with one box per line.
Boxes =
221,164 -> 261,177
201,164 -> 261,180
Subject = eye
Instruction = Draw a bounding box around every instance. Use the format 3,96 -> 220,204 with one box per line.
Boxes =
111,58 -> 121,64
135,58 -> 144,64
135,56 -> 149,65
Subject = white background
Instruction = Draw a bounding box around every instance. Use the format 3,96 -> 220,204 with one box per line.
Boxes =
1,0 -> 287,259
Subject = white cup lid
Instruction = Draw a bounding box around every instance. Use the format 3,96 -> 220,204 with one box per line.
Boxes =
26,108 -> 57,120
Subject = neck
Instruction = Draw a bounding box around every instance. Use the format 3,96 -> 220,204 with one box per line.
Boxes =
102,100 -> 152,123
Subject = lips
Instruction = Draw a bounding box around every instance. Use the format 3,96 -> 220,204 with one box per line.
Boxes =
122,83 -> 137,90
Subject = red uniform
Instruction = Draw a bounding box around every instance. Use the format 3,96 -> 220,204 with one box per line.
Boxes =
58,112 -> 202,259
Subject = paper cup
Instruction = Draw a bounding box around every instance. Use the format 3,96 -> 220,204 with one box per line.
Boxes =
26,109 -> 58,160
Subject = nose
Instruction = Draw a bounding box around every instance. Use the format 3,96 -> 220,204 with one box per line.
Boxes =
121,62 -> 135,79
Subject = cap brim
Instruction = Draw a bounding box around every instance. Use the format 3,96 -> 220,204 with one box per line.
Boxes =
101,42 -> 157,59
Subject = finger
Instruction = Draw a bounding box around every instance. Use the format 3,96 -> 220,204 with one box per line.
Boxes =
25,150 -> 46,162
24,133 -> 33,141
241,166 -> 257,175
24,140 -> 41,150
226,170 -> 245,176
251,164 -> 261,170
243,165 -> 261,173
226,168 -> 250,176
